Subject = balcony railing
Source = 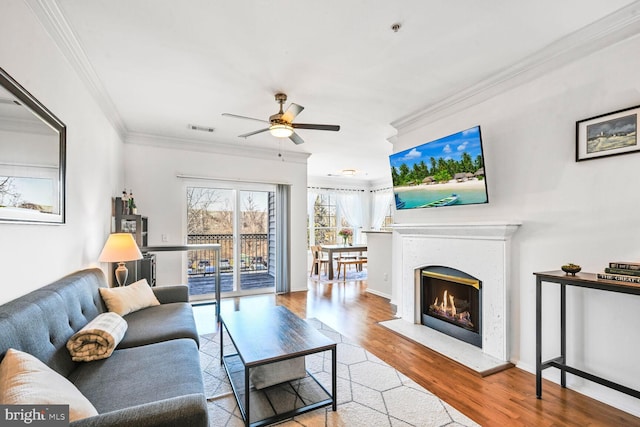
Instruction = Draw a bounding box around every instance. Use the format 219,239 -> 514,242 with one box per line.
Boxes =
186,233 -> 269,275
186,233 -> 273,296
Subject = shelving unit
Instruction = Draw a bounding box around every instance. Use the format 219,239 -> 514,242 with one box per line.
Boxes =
114,196 -> 148,247
115,214 -> 148,246
110,197 -> 154,286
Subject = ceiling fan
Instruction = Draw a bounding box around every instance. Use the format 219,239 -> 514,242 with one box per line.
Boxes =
222,93 -> 340,145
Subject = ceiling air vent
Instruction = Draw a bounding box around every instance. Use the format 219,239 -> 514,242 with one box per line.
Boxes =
188,124 -> 214,132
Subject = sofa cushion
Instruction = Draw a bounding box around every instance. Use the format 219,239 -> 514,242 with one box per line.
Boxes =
99,279 -> 160,316
0,348 -> 98,422
151,284 -> 189,304
119,303 -> 200,349
68,339 -> 204,414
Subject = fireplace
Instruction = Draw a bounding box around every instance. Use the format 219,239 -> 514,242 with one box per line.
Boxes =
390,222 -> 521,368
421,266 -> 481,348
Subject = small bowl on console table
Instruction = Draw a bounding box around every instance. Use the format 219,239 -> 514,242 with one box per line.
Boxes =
561,263 -> 581,276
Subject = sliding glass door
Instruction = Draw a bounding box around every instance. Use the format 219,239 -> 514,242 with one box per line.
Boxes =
186,183 -> 275,300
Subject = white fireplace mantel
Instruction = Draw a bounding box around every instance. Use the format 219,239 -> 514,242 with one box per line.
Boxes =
389,220 -> 521,370
391,221 -> 521,240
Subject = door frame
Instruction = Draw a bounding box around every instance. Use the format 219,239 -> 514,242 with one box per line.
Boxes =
183,179 -> 276,300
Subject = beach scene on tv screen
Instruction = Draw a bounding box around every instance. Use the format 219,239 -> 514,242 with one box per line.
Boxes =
390,126 -> 488,209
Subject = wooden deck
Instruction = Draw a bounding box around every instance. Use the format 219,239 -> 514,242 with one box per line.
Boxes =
188,272 -> 274,296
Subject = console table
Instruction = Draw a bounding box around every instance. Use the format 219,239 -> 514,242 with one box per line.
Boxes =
534,270 -> 640,399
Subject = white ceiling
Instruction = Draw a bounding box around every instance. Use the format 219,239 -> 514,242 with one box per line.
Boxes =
36,0 -> 639,182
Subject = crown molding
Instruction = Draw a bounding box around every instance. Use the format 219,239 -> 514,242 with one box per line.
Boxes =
368,176 -> 393,191
392,1 -> 640,133
126,132 -> 310,164
310,175 -> 393,192
25,0 -> 127,140
307,175 -> 371,190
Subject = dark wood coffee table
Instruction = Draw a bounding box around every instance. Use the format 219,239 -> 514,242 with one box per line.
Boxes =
219,305 -> 337,427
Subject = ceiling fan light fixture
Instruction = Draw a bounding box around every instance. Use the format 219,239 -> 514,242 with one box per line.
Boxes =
269,124 -> 294,138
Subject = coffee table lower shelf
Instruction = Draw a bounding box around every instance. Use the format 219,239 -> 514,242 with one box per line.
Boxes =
222,353 -> 334,427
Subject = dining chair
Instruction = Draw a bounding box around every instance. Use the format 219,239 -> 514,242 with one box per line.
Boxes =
356,253 -> 367,272
336,255 -> 367,279
309,245 -> 330,277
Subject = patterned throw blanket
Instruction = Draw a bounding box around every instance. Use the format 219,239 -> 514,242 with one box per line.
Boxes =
66,312 -> 128,362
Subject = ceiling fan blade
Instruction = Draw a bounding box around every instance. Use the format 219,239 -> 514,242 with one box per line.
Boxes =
238,128 -> 270,138
292,123 -> 340,131
289,132 -> 304,145
281,103 -> 304,123
222,113 -> 269,124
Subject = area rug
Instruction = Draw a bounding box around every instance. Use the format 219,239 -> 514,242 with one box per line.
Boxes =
311,267 -> 368,284
199,319 -> 480,426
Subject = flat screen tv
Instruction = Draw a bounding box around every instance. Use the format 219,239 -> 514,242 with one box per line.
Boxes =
389,125 -> 488,210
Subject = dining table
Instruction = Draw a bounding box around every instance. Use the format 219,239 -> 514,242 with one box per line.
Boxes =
320,244 -> 368,280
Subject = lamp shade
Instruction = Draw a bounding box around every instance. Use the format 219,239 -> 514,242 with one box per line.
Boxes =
98,233 -> 143,263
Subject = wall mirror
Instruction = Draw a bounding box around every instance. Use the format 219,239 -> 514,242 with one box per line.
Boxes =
0,67 -> 66,224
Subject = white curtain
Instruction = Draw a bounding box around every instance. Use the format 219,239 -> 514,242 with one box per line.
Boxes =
336,191 -> 366,243
371,190 -> 393,230
307,190 -> 318,245
307,190 -> 318,219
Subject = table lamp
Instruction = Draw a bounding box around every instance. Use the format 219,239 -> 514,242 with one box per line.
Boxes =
99,233 -> 143,286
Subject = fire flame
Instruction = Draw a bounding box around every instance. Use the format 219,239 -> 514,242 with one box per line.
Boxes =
431,289 -> 473,328
434,290 -> 457,315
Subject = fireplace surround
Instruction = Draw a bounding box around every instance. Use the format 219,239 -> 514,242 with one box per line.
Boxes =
388,222 -> 521,372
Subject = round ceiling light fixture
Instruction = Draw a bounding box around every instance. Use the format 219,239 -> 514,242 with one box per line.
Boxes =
269,124 -> 294,138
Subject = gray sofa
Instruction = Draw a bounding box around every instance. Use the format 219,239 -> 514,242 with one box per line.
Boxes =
0,268 -> 208,427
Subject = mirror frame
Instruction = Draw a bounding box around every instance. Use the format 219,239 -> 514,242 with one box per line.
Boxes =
0,67 -> 66,224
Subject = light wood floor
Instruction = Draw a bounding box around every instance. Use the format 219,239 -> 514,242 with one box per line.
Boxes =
199,278 -> 640,426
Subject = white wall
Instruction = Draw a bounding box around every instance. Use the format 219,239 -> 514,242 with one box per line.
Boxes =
363,231 -> 392,299
0,0 -> 122,304
392,34 -> 640,416
123,137 -> 309,291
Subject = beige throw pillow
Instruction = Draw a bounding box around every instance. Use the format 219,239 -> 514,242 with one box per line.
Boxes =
99,279 -> 160,316
0,348 -> 98,422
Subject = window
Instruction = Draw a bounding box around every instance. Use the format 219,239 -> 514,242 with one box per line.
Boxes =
308,188 -> 393,246
312,193 -> 337,245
